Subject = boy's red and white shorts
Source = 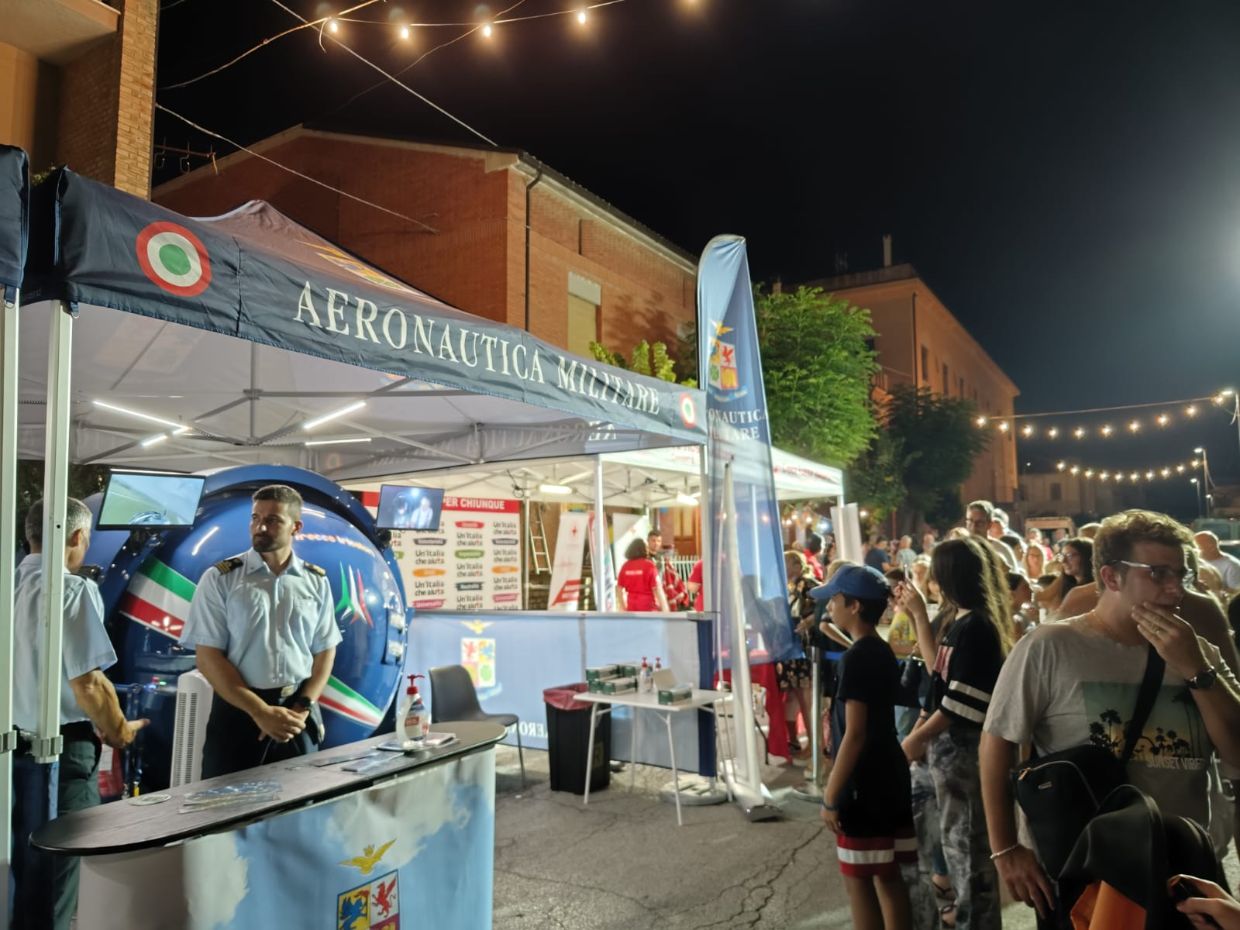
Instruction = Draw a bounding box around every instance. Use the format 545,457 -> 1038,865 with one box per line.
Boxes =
836,826 -> 917,878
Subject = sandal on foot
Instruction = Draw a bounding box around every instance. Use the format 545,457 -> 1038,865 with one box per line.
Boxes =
939,905 -> 956,929
932,879 -> 956,903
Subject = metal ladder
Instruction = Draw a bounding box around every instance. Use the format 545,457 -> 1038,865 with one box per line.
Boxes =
528,502 -> 551,574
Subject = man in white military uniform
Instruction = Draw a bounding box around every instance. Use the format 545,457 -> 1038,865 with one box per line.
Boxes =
180,484 -> 340,778
12,498 -> 147,930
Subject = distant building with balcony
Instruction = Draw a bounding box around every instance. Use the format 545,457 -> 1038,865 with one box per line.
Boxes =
807,248 -> 1020,510
0,0 -> 157,197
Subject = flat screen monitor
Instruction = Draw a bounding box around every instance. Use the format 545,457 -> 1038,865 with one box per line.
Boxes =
376,484 -> 444,532
97,471 -> 206,530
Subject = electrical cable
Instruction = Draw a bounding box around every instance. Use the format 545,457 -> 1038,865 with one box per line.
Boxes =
265,0 -> 500,146
154,103 -> 440,233
162,0 -> 384,90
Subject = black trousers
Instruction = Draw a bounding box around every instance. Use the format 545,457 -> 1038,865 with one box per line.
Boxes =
200,690 -> 317,780
11,727 -> 100,930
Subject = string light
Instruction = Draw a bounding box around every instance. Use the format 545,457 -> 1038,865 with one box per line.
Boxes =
400,25 -> 411,39
482,22 -> 493,37
328,18 -> 339,32
1053,457 -> 1202,483
577,8 -> 588,23
973,389 -> 1233,437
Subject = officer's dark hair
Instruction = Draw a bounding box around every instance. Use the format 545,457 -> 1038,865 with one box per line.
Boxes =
625,538 -> 648,560
252,484 -> 303,520
25,498 -> 92,548
805,532 -> 823,555
842,595 -> 887,625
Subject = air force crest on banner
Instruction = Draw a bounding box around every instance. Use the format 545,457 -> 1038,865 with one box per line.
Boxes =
336,871 -> 399,930
708,322 -> 746,398
462,637 -> 497,690
338,840 -> 399,929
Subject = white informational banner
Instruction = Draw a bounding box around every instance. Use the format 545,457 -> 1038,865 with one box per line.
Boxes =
350,487 -> 523,611
548,511 -> 589,610
832,502 -> 864,564
610,513 -> 646,573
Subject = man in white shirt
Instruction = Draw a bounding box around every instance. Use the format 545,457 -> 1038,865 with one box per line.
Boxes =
1194,531 -> 1240,594
12,498 -> 147,930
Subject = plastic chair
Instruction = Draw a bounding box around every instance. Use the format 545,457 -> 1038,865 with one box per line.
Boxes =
429,664 -> 526,786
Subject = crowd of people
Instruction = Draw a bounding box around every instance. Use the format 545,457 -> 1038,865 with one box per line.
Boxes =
784,502 -> 1240,930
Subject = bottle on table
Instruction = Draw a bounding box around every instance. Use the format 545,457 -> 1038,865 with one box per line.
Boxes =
639,657 -> 653,693
398,673 -> 431,750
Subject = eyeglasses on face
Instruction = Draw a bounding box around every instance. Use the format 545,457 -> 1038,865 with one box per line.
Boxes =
1108,559 -> 1194,587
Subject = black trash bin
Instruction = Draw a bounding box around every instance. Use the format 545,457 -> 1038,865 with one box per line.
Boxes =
543,683 -> 610,794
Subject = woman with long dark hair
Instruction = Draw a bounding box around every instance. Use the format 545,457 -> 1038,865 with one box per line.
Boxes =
1035,537 -> 1093,619
897,536 -> 1012,930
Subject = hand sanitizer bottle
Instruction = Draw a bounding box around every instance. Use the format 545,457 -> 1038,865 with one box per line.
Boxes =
639,657 -> 653,693
397,674 -> 430,750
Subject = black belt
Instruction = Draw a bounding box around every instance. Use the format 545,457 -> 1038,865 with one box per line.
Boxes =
14,722 -> 96,756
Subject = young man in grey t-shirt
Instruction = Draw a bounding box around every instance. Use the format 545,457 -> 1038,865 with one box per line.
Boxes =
979,510 -> 1240,920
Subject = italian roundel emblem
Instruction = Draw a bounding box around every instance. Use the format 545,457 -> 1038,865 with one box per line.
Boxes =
135,221 -> 212,297
678,392 -> 698,428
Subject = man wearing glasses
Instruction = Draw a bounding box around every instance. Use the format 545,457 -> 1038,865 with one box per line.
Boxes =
977,510 -> 1240,922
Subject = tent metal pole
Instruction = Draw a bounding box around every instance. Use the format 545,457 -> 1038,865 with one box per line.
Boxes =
35,300 -> 73,762
592,457 -> 606,611
698,445 -> 717,680
0,289 -> 22,929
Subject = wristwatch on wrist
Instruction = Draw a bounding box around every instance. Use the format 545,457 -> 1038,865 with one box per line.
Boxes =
291,695 -> 316,711
1187,666 -> 1218,690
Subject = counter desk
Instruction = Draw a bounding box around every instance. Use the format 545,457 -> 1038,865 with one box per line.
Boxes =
33,721 -> 506,930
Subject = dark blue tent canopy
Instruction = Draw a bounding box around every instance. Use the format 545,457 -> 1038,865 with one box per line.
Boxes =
0,146 -> 29,298
18,167 -> 705,476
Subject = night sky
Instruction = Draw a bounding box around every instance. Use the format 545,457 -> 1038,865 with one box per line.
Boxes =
154,0 -> 1240,489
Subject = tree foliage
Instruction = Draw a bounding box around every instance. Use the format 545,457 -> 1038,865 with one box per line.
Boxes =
751,286 -> 878,465
589,339 -> 693,385
870,385 -> 990,530
845,429 -> 906,522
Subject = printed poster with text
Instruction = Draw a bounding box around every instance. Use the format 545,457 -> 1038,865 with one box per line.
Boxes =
396,497 -> 523,611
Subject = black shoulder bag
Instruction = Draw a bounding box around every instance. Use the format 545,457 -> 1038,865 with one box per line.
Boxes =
1011,644 -> 1165,879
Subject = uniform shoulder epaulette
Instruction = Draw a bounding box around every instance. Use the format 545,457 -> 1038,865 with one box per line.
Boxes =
303,561 -> 326,577
214,557 -> 244,575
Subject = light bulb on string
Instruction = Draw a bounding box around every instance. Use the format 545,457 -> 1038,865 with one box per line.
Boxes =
975,416 -> 987,428
1100,471 -> 1110,481
1157,414 -> 1169,427
1160,468 -> 1171,477
576,8 -> 588,24
998,421 -> 1010,433
482,22 -> 493,37
1074,427 -> 1086,439
1176,464 -> 1185,473
1127,420 -> 1140,433
1130,472 -> 1140,481
328,18 -> 339,33
1047,427 -> 1059,439
1021,424 -> 1034,438
1100,424 -> 1113,437
1056,461 -> 1066,471
1145,470 -> 1155,480
1085,469 -> 1094,478
1186,404 -> 1198,417
1192,459 -> 1200,468
400,25 -> 410,40
1070,466 -> 1080,475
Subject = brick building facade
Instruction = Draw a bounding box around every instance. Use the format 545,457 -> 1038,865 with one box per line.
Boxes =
154,128 -> 698,359
0,0 -> 157,197
809,261 -> 1021,510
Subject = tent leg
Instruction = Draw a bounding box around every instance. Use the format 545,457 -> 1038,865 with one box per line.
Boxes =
0,290 -> 22,930
592,457 -> 606,610
35,300 -> 73,762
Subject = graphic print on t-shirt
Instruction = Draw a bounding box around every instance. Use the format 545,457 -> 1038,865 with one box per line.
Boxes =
1083,682 -> 1208,773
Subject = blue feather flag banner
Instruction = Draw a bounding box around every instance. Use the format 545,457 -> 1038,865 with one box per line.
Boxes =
697,236 -> 797,668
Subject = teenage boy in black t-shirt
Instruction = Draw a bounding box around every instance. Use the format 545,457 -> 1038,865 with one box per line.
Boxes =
815,565 -> 915,929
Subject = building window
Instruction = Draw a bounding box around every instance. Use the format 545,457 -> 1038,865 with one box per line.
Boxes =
567,272 -> 602,357
920,345 -> 929,383
1050,482 -> 1062,502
